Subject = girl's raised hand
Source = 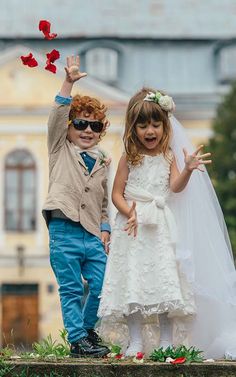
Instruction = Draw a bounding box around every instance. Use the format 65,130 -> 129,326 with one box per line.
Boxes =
183,145 -> 212,172
65,56 -> 87,83
124,201 -> 138,237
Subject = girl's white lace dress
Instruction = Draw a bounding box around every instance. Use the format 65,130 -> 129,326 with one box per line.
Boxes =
98,153 -> 196,354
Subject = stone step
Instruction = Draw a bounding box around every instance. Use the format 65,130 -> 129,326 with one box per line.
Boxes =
1,360 -> 236,377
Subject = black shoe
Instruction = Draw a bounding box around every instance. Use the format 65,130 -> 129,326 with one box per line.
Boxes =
70,336 -> 110,358
87,329 -> 103,345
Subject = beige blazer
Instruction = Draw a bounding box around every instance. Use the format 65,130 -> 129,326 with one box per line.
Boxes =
42,103 -> 110,238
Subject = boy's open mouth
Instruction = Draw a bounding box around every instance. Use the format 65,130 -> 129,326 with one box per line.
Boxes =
80,135 -> 93,140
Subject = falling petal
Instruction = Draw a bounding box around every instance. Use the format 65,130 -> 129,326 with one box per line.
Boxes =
39,20 -> 57,40
45,62 -> 57,74
20,53 -> 38,67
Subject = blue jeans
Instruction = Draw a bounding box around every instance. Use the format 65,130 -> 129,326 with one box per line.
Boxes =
49,218 -> 107,344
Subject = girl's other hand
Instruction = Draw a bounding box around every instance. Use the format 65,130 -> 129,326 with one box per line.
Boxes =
124,201 -> 138,237
65,55 -> 87,83
183,145 -> 212,172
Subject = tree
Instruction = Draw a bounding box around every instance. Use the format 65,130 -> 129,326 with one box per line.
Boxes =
208,82 -> 236,256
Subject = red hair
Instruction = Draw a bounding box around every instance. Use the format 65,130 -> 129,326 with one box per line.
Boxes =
69,94 -> 110,134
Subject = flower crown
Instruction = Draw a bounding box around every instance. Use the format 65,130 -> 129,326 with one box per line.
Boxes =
143,91 -> 175,113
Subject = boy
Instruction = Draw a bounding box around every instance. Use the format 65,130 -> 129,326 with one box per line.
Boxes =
42,56 -> 110,358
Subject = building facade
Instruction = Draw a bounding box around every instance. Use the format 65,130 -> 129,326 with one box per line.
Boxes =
0,0 -> 235,347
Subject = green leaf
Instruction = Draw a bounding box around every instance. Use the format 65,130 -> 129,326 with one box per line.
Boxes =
110,344 -> 122,354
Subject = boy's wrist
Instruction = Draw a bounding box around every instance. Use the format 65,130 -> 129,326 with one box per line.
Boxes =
55,94 -> 72,105
65,77 -> 74,84
101,222 -> 111,233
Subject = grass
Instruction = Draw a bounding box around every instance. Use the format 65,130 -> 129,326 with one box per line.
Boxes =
0,346 -> 14,359
0,329 -> 70,363
32,329 -> 70,358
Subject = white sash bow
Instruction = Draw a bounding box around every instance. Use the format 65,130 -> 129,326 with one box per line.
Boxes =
125,184 -> 177,243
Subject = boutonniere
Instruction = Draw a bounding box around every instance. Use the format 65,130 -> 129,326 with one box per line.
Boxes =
99,151 -> 111,167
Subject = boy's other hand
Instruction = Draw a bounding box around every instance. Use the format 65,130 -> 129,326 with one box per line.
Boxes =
65,55 -> 87,83
101,231 -> 110,254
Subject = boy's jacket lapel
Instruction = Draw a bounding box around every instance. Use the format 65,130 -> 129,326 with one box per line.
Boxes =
77,153 -> 87,169
91,158 -> 105,175
71,145 -> 87,170
74,147 -> 104,175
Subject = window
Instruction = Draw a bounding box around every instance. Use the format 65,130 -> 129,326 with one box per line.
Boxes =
5,149 -> 36,232
85,48 -> 118,83
218,46 -> 236,83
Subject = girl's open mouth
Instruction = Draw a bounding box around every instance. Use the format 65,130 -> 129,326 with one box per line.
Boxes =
145,137 -> 156,143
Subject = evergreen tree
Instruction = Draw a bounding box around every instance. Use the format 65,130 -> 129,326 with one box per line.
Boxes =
208,82 -> 236,256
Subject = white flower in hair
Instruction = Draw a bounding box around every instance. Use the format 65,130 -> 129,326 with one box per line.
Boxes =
143,92 -> 156,101
159,94 -> 175,112
143,91 -> 175,113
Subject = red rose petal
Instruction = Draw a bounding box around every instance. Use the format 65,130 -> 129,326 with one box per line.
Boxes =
39,20 -> 57,40
44,32 -> 57,40
45,62 -> 57,74
21,53 -> 33,64
39,20 -> 51,34
46,49 -> 60,63
27,58 -> 38,67
115,354 -> 123,359
136,352 -> 144,360
20,53 -> 38,67
170,357 -> 186,364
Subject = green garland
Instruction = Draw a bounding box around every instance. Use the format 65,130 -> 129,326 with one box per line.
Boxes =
150,345 -> 203,363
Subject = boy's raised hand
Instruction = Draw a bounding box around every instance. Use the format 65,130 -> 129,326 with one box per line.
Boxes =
183,145 -> 212,172
65,55 -> 87,83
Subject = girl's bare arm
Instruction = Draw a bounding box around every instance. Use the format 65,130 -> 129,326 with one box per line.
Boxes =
112,154 -> 131,217
112,155 -> 137,236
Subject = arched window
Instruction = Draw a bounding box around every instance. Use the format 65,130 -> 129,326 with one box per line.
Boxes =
85,48 -> 118,83
5,150 -> 36,232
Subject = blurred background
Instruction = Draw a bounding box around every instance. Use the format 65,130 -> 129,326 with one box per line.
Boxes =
0,0 -> 235,350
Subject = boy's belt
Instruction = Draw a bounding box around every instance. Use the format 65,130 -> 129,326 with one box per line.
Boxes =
51,209 -> 68,219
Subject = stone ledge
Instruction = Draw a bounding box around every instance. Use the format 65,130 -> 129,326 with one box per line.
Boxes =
1,360 -> 236,377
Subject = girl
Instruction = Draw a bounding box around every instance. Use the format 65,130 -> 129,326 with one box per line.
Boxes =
98,88 -> 236,359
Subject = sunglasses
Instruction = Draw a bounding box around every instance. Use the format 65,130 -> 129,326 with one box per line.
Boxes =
71,119 -> 104,133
